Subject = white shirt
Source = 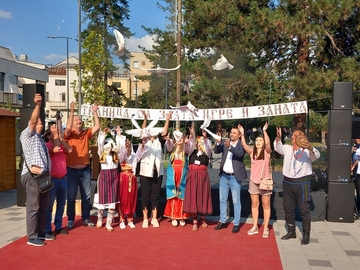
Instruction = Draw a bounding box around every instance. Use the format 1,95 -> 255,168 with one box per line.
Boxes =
274,140 -> 320,178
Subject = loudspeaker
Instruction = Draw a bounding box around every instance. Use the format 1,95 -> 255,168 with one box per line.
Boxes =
19,108 -> 46,135
325,180 -> 355,223
311,169 -> 325,191
23,83 -> 45,108
352,118 -> 360,139
328,110 -> 352,145
326,145 -> 352,182
332,82 -> 353,110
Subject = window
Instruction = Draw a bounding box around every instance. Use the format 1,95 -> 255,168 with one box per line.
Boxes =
133,61 -> 139,69
141,61 -> 145,66
0,73 -> 4,90
55,80 -> 66,86
112,82 -> 121,88
61,92 -> 66,102
45,92 -> 49,102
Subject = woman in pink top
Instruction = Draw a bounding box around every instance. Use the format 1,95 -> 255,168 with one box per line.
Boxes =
239,122 -> 272,238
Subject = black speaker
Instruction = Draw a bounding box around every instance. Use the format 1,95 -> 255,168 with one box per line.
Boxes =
23,84 -> 45,108
328,110 -> 352,145
352,118 -> 360,139
326,145 -> 352,182
325,180 -> 355,223
332,82 -> 353,110
311,169 -> 325,191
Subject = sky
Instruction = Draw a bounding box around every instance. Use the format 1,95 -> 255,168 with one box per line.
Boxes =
0,0 -> 168,66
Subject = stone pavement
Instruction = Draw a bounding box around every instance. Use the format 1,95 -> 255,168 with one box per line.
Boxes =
1,152 -> 360,269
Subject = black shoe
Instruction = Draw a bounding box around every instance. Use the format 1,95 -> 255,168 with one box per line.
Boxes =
38,232 -> 56,241
232,225 -> 240,234
281,231 -> 296,240
214,222 -> 227,230
54,228 -> 69,235
301,232 -> 310,245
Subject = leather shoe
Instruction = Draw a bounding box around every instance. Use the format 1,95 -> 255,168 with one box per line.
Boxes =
232,225 -> 240,234
214,222 -> 226,230
301,232 -> 310,245
281,231 -> 296,240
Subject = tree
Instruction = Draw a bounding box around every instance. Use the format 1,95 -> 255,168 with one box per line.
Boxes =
79,0 -> 132,108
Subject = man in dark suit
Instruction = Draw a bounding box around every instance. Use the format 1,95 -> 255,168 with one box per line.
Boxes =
213,126 -> 247,233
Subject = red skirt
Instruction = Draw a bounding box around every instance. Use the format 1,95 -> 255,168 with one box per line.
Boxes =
183,165 -> 213,215
119,170 -> 138,215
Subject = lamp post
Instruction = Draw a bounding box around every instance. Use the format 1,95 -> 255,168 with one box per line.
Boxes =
163,52 -> 172,109
133,74 -> 139,107
268,79 -> 272,124
47,36 -> 72,117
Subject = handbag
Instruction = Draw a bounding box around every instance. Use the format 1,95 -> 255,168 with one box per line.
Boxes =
259,156 -> 274,191
24,154 -> 54,193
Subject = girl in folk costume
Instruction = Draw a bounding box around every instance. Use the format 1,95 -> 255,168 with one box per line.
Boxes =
184,130 -> 213,231
117,138 -> 144,229
164,128 -> 194,227
94,126 -> 123,232
239,122 -> 272,238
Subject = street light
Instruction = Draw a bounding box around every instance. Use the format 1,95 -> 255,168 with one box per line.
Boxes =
268,79 -> 272,124
163,52 -> 172,109
133,74 -> 139,107
47,36 -> 73,116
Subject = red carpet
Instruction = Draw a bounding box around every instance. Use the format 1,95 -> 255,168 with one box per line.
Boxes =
0,217 -> 282,269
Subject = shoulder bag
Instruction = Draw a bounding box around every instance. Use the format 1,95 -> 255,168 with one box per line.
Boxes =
259,155 -> 274,191
24,154 -> 54,193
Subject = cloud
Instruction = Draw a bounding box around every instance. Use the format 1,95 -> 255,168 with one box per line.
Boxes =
0,10 -> 12,19
43,53 -> 66,62
125,35 -> 157,52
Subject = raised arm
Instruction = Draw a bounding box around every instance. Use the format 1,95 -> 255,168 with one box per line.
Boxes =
238,124 -> 252,155
29,93 -> 42,133
161,111 -> 173,136
91,103 -> 100,136
141,110 -> 147,129
262,122 -> 272,155
64,101 -> 76,138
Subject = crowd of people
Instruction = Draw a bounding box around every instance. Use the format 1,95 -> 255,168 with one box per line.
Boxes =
20,93 -> 320,247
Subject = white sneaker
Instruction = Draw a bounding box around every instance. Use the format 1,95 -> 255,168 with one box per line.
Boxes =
119,222 -> 126,229
142,219 -> 149,228
179,220 -> 186,227
128,222 -> 135,229
151,219 -> 160,228
172,219 -> 178,227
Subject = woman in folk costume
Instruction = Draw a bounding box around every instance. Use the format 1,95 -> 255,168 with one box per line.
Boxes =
184,130 -> 213,231
94,126 -> 123,232
117,137 -> 144,229
164,128 -> 194,227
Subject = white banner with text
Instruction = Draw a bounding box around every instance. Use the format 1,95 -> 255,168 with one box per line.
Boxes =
80,101 -> 307,121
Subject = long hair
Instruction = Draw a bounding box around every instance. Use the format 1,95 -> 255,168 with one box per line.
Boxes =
252,134 -> 265,160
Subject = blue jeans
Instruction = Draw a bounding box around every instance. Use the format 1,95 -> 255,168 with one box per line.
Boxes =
67,166 -> 91,222
46,176 -> 67,232
219,173 -> 242,226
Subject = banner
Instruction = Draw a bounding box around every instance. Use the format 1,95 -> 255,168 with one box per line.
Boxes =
80,101 -> 307,121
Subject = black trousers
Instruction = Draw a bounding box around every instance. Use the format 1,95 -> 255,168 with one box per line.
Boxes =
140,171 -> 163,214
21,173 -> 50,240
283,181 -> 311,223
355,174 -> 360,207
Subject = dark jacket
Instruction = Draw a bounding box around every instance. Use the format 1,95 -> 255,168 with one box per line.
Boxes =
214,139 -> 247,181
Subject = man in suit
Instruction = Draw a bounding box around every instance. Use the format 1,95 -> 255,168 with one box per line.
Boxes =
213,126 -> 247,233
